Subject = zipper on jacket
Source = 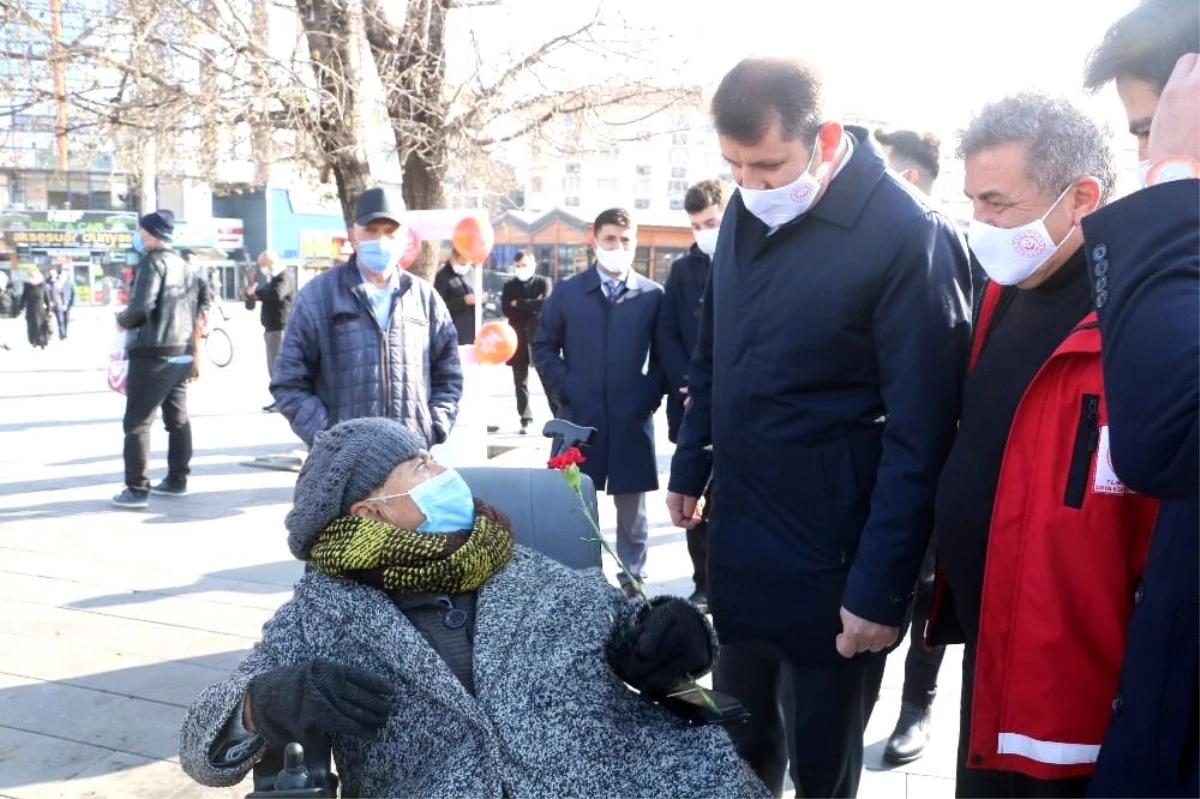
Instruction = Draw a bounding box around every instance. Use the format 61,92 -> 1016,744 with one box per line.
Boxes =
1063,394 -> 1100,508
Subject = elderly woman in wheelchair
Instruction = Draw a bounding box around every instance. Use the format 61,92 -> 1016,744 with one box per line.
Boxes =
179,418 -> 767,798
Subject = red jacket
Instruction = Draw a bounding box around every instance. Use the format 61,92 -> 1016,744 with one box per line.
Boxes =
928,281 -> 1158,780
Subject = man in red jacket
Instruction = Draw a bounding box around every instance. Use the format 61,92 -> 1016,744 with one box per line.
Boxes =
929,93 -> 1159,798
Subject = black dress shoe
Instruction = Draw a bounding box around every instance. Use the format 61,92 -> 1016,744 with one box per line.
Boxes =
883,701 -> 933,764
486,425 -> 499,433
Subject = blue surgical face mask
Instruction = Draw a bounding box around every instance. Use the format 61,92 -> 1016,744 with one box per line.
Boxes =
132,235 -> 146,254
357,237 -> 403,274
369,468 -> 475,533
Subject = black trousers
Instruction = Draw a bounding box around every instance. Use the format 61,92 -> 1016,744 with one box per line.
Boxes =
511,359 -> 534,424
901,545 -> 945,707
123,357 -> 193,492
956,638 -> 1091,798
715,639 -> 887,798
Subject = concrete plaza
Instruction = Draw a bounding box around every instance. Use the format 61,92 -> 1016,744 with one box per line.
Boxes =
0,304 -> 959,798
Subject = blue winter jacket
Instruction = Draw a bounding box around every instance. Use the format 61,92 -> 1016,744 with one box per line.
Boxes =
271,258 -> 463,448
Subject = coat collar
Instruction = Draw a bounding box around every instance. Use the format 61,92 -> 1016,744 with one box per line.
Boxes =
583,264 -> 650,300
338,255 -> 412,298
296,547 -> 548,719
805,125 -> 888,230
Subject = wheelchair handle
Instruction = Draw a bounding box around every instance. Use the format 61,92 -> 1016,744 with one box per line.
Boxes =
542,420 -> 596,459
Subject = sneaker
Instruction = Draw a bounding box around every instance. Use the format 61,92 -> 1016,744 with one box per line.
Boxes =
487,425 -> 499,433
111,488 -> 149,509
520,420 -> 531,435
150,480 -> 188,497
688,590 -> 709,614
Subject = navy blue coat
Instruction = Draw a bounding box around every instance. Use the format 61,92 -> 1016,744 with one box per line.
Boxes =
657,244 -> 711,443
532,267 -> 665,495
669,129 -> 972,666
1083,179 -> 1199,798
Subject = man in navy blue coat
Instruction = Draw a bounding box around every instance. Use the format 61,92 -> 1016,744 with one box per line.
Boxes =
1082,3 -> 1199,794
666,57 -> 971,798
657,179 -> 727,611
533,208 -> 665,597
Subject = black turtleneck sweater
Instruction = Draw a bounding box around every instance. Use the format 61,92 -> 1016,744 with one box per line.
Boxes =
935,248 -> 1093,644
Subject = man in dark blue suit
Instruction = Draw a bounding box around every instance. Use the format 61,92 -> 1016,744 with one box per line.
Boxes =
666,57 -> 972,798
533,208 -> 665,598
1082,2 -> 1199,795
657,179 -> 728,612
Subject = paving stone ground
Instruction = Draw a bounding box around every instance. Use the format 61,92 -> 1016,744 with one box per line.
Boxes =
0,305 -> 958,798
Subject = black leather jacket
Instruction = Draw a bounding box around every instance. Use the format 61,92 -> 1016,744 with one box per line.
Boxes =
117,246 -> 212,356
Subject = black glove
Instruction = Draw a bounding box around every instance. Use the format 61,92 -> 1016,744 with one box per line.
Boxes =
608,597 -> 715,698
247,659 -> 396,747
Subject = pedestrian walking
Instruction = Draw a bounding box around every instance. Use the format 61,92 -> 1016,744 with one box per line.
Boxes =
501,251 -> 553,433
48,269 -> 74,340
533,207 -> 665,598
1078,2 -> 1200,794
666,57 -> 971,798
242,250 -> 295,412
271,186 -> 462,449
16,270 -> 51,349
111,210 -> 212,510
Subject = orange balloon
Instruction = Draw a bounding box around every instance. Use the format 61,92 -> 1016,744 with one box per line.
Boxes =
474,320 -> 518,365
452,216 -> 495,264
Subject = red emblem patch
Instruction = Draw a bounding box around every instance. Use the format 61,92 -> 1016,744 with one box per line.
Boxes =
1012,230 -> 1047,257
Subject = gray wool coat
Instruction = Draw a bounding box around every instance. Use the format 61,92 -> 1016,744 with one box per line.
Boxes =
179,546 -> 769,798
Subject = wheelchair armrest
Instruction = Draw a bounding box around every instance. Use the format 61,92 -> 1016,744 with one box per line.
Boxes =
246,740 -> 338,799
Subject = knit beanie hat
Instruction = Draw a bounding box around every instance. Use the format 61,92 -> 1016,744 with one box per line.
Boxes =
285,417 -> 425,559
138,209 -> 175,242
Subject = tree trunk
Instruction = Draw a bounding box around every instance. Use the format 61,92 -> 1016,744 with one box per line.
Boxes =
402,149 -> 447,279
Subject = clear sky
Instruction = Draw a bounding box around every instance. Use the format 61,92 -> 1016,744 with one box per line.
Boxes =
456,0 -> 1141,150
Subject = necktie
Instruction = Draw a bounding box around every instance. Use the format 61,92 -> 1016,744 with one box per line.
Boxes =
605,280 -> 622,304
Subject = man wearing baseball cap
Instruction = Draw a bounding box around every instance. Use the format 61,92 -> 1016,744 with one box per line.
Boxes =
270,186 -> 462,449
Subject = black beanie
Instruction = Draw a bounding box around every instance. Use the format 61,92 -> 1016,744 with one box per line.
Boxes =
139,209 -> 176,242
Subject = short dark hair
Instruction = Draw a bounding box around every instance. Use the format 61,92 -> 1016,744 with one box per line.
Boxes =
874,129 -> 942,181
683,180 -> 727,214
1085,0 -> 1200,93
593,207 -> 633,236
513,250 -> 526,264
711,57 -> 825,144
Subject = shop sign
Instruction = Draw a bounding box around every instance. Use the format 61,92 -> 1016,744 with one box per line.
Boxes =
7,229 -> 134,249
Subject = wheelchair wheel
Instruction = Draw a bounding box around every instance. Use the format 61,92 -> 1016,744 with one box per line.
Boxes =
205,326 -> 233,368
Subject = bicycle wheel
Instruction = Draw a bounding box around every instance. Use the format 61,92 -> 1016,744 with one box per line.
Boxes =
205,326 -> 233,368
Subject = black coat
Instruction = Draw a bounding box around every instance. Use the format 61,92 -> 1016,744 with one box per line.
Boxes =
249,269 -> 296,332
669,129 -> 972,666
434,263 -> 476,346
18,281 -> 51,347
533,267 -> 665,495
1082,179 -> 1199,798
656,245 -> 710,443
501,274 -> 551,369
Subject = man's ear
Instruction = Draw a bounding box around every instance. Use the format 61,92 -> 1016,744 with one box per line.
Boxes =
817,121 -> 845,162
1070,176 -> 1104,223
347,500 -> 378,521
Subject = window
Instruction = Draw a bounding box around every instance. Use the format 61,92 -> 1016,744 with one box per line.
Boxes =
635,178 -> 651,196
669,198 -> 684,210
565,196 -> 581,207
669,147 -> 688,166
565,162 -> 581,174
667,179 -> 688,194
672,131 -> 688,146
531,176 -> 544,193
596,178 -> 618,194
671,167 -> 687,179
561,176 -> 581,194
634,198 -> 650,210
635,164 -> 652,176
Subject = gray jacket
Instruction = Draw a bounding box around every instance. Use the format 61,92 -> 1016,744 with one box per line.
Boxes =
179,546 -> 768,798
270,258 -> 462,448
117,246 -> 211,356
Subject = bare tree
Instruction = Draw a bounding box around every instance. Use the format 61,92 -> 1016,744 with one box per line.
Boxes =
0,0 -> 694,274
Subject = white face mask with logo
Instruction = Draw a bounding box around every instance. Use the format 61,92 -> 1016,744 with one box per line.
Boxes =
738,135 -> 823,227
968,186 -> 1076,286
595,246 -> 634,279
694,227 -> 720,257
